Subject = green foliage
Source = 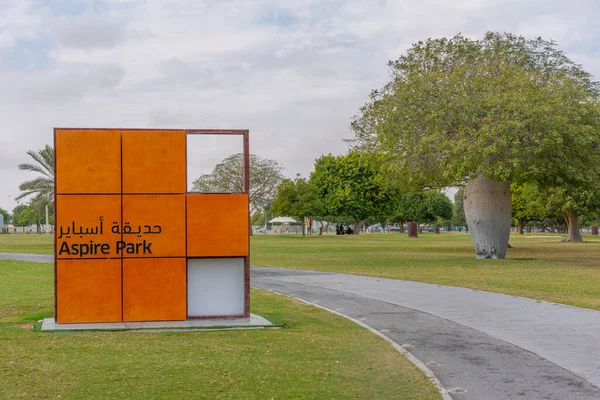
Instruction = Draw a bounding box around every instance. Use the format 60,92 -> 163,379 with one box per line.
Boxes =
425,191 -> 453,223
542,184 -> 600,219
310,152 -> 394,223
451,188 -> 466,226
11,205 -> 29,227
250,210 -> 266,226
580,213 -> 600,227
271,176 -> 324,223
511,183 -> 545,225
511,181 -> 600,236
350,32 -> 600,190
17,145 -> 55,209
392,190 -> 452,224
15,144 -> 55,231
11,202 -> 53,227
17,207 -> 38,227
319,215 -> 354,225
392,193 -> 424,223
192,153 -> 284,213
580,213 -> 599,225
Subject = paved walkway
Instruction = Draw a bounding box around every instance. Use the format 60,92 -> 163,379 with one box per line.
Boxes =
252,267 -> 600,400
4,254 -> 600,399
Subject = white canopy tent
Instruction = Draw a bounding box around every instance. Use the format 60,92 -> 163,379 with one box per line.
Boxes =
268,216 -> 299,224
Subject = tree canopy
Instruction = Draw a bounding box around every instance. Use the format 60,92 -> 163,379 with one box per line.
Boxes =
192,153 -> 284,213
541,184 -> 600,241
310,152 -> 394,233
11,202 -> 53,227
11,205 -> 28,227
392,190 -> 452,225
271,176 -> 324,236
511,183 -> 545,233
349,32 -> 600,190
250,210 -> 266,226
510,181 -> 600,238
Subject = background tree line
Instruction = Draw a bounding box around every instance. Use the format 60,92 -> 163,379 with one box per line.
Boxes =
270,32 -> 600,252
10,31 -> 600,254
345,32 -> 600,256
270,151 -> 455,237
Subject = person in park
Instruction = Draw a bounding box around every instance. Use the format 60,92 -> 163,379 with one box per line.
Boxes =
350,32 -> 600,257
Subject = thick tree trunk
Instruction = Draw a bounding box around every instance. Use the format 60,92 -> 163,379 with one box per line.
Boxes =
353,220 -> 365,235
399,221 -> 405,233
464,174 -> 511,259
407,222 -> 418,238
517,219 -> 525,235
434,226 -> 440,234
301,220 -> 305,237
592,225 -> 599,236
565,210 -> 583,242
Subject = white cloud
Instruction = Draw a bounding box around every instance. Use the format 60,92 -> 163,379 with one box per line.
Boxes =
1,0 -> 600,213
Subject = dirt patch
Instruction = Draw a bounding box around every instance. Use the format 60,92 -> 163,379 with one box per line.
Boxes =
14,323 -> 33,330
520,235 -> 565,238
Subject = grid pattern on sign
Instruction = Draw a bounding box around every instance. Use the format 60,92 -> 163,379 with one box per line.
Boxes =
54,128 -> 250,323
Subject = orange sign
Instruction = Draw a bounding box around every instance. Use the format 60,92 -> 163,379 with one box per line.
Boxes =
55,128 -> 250,323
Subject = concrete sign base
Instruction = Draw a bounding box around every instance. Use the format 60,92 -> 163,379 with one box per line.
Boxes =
41,314 -> 273,333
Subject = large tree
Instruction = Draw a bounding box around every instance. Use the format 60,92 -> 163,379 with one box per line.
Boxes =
11,202 -> 54,229
391,193 -> 423,234
541,184 -> 600,241
17,145 -> 55,228
11,205 -> 28,227
511,180 -> 600,239
511,183 -> 545,235
391,190 -> 452,236
192,153 -> 284,214
271,176 -> 324,237
350,32 -> 600,255
425,191 -> 453,225
310,152 -> 394,234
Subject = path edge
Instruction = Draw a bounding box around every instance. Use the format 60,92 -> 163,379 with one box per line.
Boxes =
263,288 -> 453,400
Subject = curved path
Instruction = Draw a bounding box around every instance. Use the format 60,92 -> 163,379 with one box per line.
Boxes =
251,267 -> 600,400
4,254 -> 600,399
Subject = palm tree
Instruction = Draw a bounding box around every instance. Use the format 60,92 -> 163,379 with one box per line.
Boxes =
16,145 -> 55,229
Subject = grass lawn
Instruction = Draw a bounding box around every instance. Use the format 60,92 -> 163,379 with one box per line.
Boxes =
251,232 -> 600,311
2,232 -> 600,309
0,234 -> 53,255
0,259 -> 439,400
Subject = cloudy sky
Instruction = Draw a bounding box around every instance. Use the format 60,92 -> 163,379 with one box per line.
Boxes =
1,0 -> 599,213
